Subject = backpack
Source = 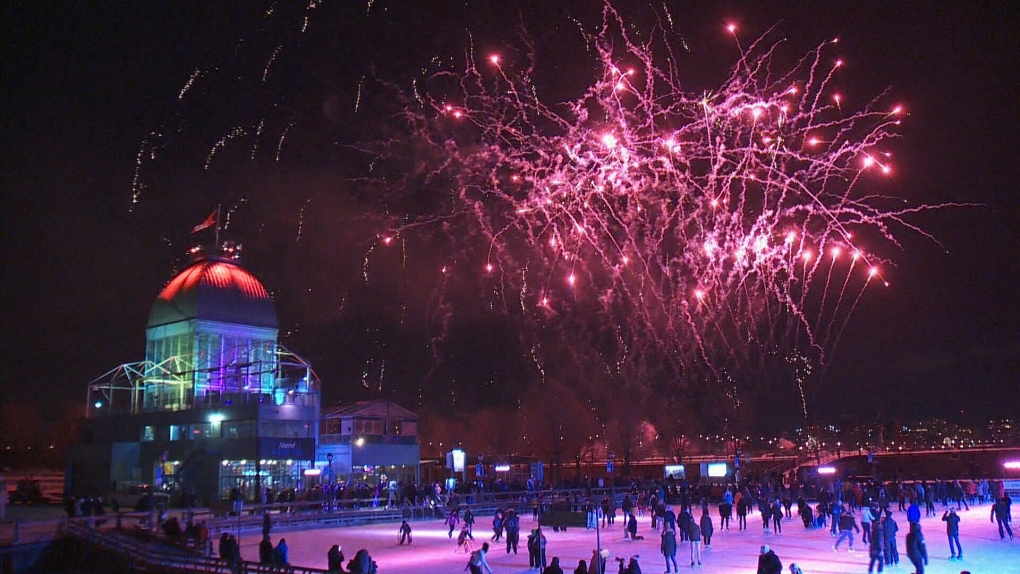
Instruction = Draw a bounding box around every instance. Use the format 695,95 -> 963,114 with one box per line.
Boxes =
469,549 -> 482,566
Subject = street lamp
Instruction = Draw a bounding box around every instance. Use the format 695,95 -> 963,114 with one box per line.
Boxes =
326,452 -> 335,512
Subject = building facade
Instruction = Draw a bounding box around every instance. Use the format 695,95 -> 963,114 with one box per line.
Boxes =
69,246 -> 320,505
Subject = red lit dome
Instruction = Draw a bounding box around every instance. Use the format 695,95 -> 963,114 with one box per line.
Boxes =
147,257 -> 277,329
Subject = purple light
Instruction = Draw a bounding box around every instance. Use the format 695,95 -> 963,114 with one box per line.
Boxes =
817,466 -> 837,475
1004,461 -> 1020,470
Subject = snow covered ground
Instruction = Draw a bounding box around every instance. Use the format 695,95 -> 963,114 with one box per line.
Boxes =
238,502 -> 1019,574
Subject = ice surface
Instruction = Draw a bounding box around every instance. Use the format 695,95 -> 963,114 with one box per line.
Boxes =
238,502 -> 1020,573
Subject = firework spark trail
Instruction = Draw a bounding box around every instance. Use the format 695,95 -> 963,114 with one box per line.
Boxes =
359,4 -> 948,399
205,127 -> 248,170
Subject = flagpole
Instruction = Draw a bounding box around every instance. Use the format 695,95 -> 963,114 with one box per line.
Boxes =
214,205 -> 222,251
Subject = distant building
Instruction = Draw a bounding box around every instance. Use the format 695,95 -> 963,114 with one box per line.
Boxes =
68,244 -> 419,505
318,400 -> 420,486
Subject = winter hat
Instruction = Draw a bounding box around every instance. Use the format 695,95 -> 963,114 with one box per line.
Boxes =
761,544 -> 771,554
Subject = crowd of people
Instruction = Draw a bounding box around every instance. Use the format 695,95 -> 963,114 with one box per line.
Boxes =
102,471 -> 1011,574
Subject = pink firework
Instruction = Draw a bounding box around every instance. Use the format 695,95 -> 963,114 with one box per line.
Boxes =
365,5 -> 931,404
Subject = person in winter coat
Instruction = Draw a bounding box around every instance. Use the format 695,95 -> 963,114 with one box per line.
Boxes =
447,510 -> 462,538
274,538 -> 289,566
530,530 -> 546,570
677,508 -> 691,542
573,559 -> 588,574
505,509 -> 521,554
626,512 -> 639,540
688,520 -> 703,567
259,535 -> 274,564
663,506 -> 677,532
588,549 -> 607,574
736,496 -> 749,531
465,542 -> 494,574
992,497 -> 1014,541
700,510 -> 714,547
942,508 -> 962,560
771,500 -> 784,534
760,499 -> 772,535
860,505 -> 874,544
347,549 -> 377,574
660,527 -> 678,573
882,510 -> 899,565
719,500 -> 733,530
621,556 -> 642,574
398,519 -> 413,545
542,556 -> 564,574
867,520 -> 885,573
327,544 -> 345,572
905,521 -> 928,574
464,508 -> 475,538
799,502 -> 814,528
833,510 -> 860,551
756,544 -> 782,574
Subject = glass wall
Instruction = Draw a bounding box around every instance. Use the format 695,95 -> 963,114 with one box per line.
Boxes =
218,459 -> 311,501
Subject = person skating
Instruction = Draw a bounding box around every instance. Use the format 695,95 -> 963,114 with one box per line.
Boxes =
492,509 -> 505,542
992,496 -> 1015,541
905,521 -> 928,574
737,495 -> 749,531
942,507 -> 962,560
882,510 -> 899,566
771,500 -> 783,535
464,507 -> 475,539
700,510 -> 714,547
626,512 -> 641,540
867,520 -> 884,574
573,559 -> 588,574
398,519 -> 413,545
465,541 -> 494,574
505,508 -> 521,554
688,519 -> 703,567
860,505 -> 874,545
661,527 -> 678,573
447,509 -> 462,539
719,499 -> 732,531
833,509 -> 860,552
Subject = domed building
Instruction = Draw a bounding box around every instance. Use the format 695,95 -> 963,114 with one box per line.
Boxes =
69,244 -> 322,505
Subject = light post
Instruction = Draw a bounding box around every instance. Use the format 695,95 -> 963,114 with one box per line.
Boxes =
326,453 -> 334,512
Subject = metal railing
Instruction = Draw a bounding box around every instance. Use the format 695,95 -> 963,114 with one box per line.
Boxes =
65,520 -> 330,574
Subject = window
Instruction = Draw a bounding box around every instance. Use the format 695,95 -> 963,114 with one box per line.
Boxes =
170,425 -> 186,441
189,423 -> 213,439
224,421 -> 256,439
142,426 -> 155,442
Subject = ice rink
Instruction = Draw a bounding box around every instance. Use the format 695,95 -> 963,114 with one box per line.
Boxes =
237,502 -> 1019,573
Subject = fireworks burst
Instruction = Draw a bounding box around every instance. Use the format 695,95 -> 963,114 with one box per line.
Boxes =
361,5 -> 930,408
133,2 -> 947,421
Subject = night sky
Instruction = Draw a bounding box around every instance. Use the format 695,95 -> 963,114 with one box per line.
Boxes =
3,1 -> 1019,435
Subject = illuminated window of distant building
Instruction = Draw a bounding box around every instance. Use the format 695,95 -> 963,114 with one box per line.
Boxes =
170,425 -> 186,441
190,423 -> 213,439
142,426 -> 155,442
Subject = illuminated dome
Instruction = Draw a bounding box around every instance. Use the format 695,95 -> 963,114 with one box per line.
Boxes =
147,256 -> 277,329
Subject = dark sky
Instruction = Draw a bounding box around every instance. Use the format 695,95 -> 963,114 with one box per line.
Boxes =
3,1 -> 1019,430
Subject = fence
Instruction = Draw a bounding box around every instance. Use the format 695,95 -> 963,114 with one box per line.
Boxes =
64,520 -> 331,574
